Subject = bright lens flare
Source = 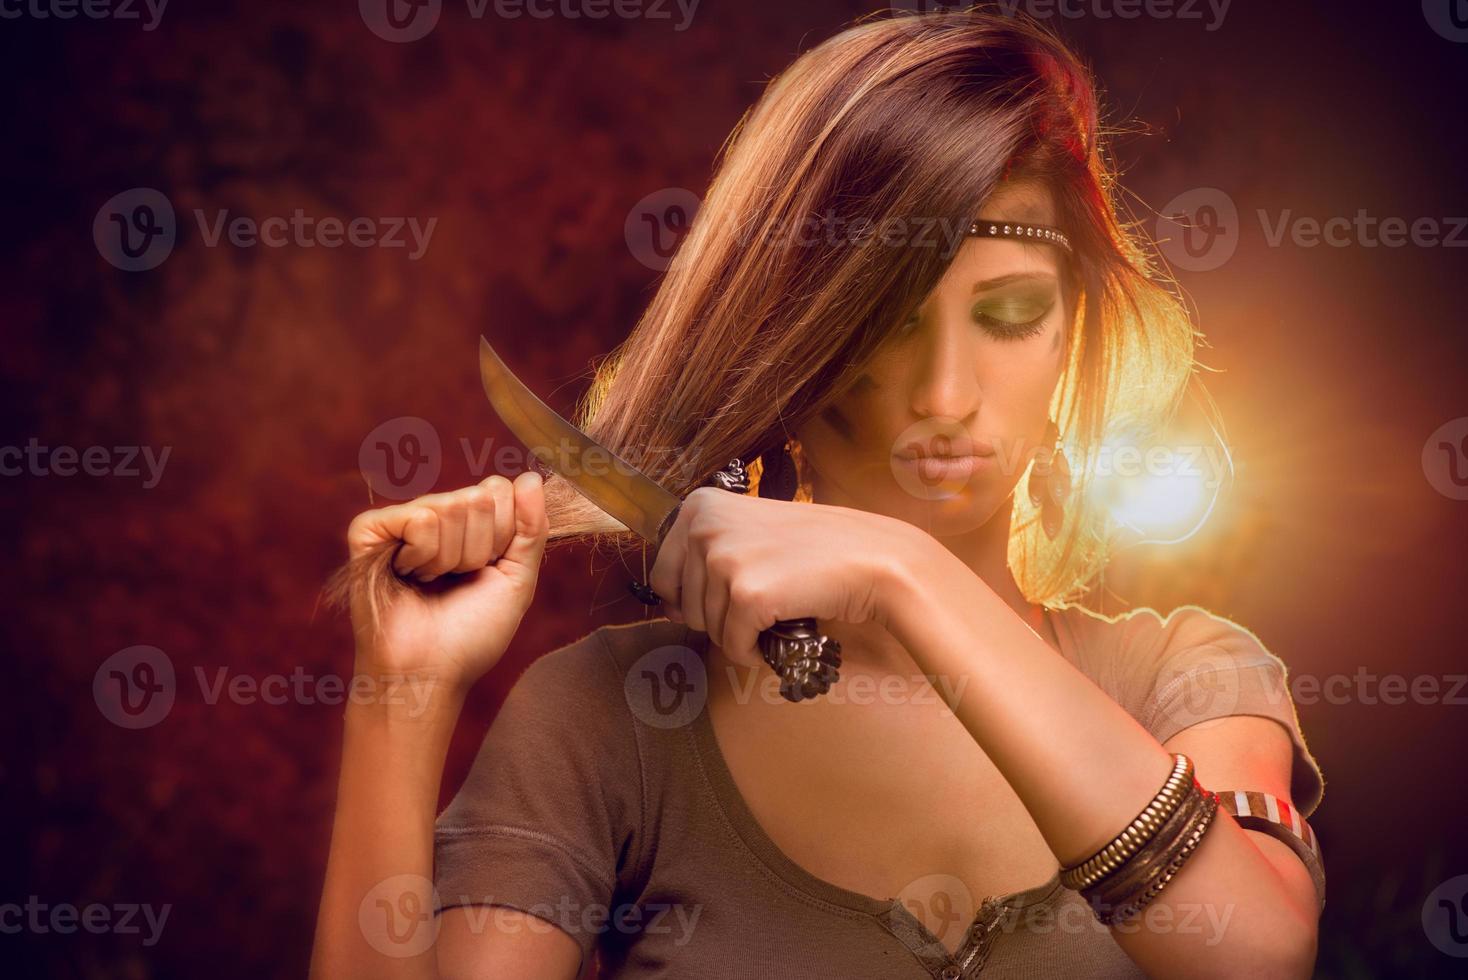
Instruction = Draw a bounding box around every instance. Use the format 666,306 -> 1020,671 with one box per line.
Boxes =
1089,440 -> 1225,543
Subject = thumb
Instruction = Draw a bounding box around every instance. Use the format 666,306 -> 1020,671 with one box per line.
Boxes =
498,469 -> 550,573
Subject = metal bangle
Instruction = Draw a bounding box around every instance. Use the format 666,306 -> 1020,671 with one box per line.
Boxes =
1060,754 -> 1194,891
1083,779 -> 1208,909
1095,789 -> 1220,926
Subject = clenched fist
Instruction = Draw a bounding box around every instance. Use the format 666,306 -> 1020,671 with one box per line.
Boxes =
647,487 -> 916,665
344,470 -> 549,688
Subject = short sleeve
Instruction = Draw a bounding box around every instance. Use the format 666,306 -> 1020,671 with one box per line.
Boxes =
1134,605 -> 1324,817
433,628 -> 645,966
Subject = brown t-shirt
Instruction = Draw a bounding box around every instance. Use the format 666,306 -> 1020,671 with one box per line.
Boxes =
434,605 -> 1325,978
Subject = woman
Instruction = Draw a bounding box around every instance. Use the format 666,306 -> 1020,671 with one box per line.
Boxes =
311,8 -> 1325,978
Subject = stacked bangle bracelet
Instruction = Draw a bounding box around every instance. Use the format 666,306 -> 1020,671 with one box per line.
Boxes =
1059,753 -> 1221,925
1059,754 -> 1193,891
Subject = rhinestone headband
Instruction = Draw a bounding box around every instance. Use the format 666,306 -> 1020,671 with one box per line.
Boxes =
968,218 -> 1072,253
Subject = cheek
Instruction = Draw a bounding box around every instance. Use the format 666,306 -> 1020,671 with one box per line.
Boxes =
798,373 -> 890,481
989,327 -> 1066,410
815,371 -> 884,445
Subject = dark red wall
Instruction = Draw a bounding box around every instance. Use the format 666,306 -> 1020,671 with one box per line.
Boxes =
4,1 -> 1467,976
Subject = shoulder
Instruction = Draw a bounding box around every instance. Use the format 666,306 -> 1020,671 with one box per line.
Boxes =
438,619 -> 689,875
446,619 -> 690,809
1054,601 -> 1267,649
499,616 -> 692,715
1052,602 -> 1283,702
1050,602 -> 1290,718
590,616 -> 702,678
1052,602 -> 1324,815
434,621 -> 693,955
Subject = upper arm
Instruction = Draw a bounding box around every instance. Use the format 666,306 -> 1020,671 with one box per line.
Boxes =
1135,606 -> 1326,816
438,906 -> 584,980
1131,607 -> 1327,920
432,630 -> 645,975
1164,715 -> 1321,922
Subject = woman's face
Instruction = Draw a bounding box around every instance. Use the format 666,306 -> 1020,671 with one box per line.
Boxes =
796,182 -> 1073,537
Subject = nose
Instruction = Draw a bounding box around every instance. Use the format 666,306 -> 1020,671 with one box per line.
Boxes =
906,311 -> 983,425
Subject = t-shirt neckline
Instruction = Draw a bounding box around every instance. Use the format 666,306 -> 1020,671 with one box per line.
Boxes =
681,624 -> 1067,922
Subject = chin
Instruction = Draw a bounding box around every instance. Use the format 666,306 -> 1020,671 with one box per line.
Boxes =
874,481 -> 1007,537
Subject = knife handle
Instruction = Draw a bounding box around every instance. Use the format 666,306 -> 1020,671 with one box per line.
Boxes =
756,617 -> 842,703
642,458 -> 843,703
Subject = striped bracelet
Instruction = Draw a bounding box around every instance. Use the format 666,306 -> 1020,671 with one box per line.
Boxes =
1217,790 -> 1326,907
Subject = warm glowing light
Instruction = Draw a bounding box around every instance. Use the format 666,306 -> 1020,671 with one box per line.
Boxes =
1086,436 -> 1228,543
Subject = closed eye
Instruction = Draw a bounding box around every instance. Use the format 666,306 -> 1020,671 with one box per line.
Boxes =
894,290 -> 1057,342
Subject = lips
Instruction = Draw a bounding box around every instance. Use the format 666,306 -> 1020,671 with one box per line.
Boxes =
893,452 -> 990,483
893,436 -> 996,461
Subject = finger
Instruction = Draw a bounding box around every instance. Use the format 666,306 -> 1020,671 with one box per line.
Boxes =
414,494 -> 467,581
390,507 -> 440,577
499,470 -> 549,570
482,474 -> 516,559
457,483 -> 499,573
680,534 -> 709,633
721,595 -> 765,668
647,507 -> 687,622
703,552 -> 732,650
346,493 -> 452,561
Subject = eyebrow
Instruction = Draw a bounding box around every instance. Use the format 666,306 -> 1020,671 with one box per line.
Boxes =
971,271 -> 1060,294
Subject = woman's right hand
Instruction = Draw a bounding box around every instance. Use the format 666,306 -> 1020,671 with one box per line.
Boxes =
343,469 -> 549,689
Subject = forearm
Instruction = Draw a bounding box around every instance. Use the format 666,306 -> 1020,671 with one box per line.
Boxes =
309,673 -> 467,980
879,546 -> 1314,977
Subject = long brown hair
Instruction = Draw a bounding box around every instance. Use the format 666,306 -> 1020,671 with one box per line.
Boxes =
328,4 -> 1201,634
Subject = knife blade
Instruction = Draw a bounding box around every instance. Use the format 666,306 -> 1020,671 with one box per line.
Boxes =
477,334 -> 841,701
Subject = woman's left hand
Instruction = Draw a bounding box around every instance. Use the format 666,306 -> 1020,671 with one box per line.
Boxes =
647,487 -> 920,664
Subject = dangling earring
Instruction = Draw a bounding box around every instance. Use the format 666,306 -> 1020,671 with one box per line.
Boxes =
757,440 -> 800,501
1027,418 -> 1071,540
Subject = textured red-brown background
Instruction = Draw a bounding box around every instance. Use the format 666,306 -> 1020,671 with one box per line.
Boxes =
3,1 -> 1467,976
